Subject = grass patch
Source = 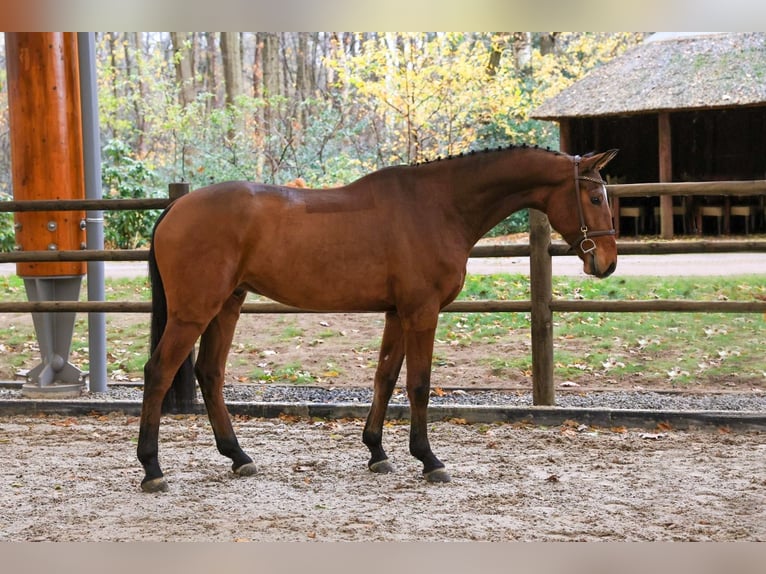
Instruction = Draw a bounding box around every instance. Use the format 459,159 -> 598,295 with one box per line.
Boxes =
1,272 -> 763,388
442,273 -> 765,387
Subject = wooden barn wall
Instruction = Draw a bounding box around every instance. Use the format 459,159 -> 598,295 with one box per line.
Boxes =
569,116 -> 658,183
569,106 -> 766,184
672,106 -> 766,181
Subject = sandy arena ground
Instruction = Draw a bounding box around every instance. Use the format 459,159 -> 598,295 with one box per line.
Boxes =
1,412 -> 764,542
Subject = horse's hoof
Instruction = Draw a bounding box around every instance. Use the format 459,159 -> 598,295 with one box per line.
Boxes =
369,459 -> 395,474
141,477 -> 169,493
233,462 -> 258,477
423,468 -> 451,483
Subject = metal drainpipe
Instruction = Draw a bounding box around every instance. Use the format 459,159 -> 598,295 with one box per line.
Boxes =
78,32 -> 107,393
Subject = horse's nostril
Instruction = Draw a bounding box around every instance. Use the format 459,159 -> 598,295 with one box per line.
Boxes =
603,261 -> 617,277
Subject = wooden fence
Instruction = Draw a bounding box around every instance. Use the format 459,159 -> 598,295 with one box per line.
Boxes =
1,183 -> 765,409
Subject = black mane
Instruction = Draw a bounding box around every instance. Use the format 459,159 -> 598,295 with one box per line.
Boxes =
411,143 -> 563,166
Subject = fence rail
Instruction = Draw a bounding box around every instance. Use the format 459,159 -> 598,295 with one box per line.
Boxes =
609,179 -> 766,198
2,185 -> 765,409
3,238 -> 765,265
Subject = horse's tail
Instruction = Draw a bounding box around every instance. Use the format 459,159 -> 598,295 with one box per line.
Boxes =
148,208 -> 196,414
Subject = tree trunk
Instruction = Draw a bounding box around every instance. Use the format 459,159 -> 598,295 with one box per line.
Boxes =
221,32 -> 245,139
261,32 -> 281,136
221,32 -> 244,107
125,32 -> 147,156
106,32 -> 120,141
538,32 -> 559,56
512,32 -> 533,71
170,32 -> 195,107
295,32 -> 311,131
203,32 -> 220,113
486,32 -> 508,76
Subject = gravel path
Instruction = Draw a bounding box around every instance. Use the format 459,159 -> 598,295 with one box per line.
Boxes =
2,383 -> 765,413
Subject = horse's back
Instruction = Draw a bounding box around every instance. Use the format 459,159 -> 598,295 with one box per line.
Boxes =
153,177 -> 469,313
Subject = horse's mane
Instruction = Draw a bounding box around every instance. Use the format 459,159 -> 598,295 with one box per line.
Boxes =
411,143 -> 564,167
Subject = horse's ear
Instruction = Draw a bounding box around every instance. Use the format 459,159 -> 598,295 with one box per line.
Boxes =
586,149 -> 619,172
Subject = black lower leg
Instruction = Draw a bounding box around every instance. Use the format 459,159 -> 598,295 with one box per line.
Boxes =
409,425 -> 445,475
215,436 -> 254,471
363,428 -> 389,468
408,382 -> 445,475
137,423 -> 163,484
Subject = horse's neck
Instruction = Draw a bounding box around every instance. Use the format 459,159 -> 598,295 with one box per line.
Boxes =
441,152 -> 564,245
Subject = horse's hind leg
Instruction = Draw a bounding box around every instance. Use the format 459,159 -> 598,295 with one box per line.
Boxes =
138,321 -> 204,492
195,289 -> 256,476
363,311 -> 405,473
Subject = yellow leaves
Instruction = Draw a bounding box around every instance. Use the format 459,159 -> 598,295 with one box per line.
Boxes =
656,421 -> 674,432
447,418 -> 469,425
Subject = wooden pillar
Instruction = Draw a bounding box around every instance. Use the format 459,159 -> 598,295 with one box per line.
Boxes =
529,209 -> 554,406
6,33 -> 87,396
558,119 -> 572,154
6,32 -> 86,276
658,112 -> 674,239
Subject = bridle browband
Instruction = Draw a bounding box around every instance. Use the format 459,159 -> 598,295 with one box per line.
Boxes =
572,155 -> 616,254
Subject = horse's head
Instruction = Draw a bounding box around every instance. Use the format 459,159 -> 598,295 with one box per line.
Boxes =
546,149 -> 619,278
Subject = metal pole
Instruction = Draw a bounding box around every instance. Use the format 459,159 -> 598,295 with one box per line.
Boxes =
78,32 -> 107,393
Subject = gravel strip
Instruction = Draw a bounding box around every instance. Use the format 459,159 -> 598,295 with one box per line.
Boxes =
1,384 -> 765,412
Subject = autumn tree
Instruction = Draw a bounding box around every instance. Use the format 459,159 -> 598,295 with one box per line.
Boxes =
170,32 -> 195,107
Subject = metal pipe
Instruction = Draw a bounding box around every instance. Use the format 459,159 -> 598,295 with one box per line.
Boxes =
78,32 -> 107,393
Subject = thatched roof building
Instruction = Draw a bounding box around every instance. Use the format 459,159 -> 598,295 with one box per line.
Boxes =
533,32 -> 766,119
531,32 -> 766,237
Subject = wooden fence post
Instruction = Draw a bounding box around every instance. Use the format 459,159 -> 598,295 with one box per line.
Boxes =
529,209 -> 555,405
160,182 -> 197,414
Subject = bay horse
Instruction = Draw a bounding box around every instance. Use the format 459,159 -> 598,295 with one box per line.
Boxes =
137,145 -> 619,492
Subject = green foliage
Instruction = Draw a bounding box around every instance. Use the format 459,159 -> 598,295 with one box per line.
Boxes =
101,139 -> 161,248
0,193 -> 15,252
486,210 -> 529,237
0,33 -> 646,249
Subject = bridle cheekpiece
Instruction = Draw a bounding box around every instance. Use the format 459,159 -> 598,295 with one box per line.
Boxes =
572,155 -> 615,254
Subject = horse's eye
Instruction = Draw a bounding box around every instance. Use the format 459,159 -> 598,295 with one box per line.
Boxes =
590,195 -> 602,206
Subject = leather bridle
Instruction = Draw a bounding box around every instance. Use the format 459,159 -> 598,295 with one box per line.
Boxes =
572,155 -> 616,254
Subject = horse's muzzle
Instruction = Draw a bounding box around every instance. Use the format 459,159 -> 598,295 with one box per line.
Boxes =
593,258 -> 617,278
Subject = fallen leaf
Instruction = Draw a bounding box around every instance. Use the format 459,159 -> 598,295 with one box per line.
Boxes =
640,433 -> 667,440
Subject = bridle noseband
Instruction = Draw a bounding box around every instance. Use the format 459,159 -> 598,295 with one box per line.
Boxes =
572,155 -> 615,254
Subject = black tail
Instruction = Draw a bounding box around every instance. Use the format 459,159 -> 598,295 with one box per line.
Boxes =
147,208 -> 196,414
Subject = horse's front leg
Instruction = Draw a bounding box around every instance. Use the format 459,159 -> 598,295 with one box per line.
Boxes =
404,323 -> 451,483
363,311 -> 405,474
